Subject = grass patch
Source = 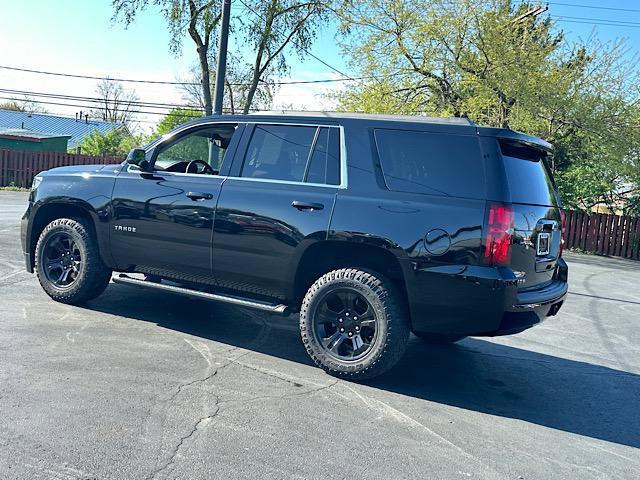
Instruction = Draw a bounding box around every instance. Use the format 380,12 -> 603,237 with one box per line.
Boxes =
0,186 -> 29,192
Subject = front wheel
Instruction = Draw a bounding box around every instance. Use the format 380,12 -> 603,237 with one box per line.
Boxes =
300,268 -> 410,381
35,218 -> 112,304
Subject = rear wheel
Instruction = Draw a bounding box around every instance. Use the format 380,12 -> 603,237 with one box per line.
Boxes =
300,268 -> 409,381
35,218 -> 112,304
414,332 -> 466,344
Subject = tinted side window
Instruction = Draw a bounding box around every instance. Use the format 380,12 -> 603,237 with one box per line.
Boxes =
241,125 -> 316,182
155,125 -> 236,171
374,129 -> 485,198
500,140 -> 558,206
305,127 -> 340,185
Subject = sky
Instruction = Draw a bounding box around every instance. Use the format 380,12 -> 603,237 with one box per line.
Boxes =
0,0 -> 639,132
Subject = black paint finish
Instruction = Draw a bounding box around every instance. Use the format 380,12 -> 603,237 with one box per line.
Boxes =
21,113 -> 568,337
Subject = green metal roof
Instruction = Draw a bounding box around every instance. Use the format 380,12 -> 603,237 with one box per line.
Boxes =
0,128 -> 72,142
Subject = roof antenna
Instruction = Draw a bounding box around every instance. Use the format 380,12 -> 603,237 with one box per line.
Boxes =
85,114 -> 89,124
75,112 -> 78,122
21,121 -> 24,129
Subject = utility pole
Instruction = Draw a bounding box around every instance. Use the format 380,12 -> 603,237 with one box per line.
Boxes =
213,0 -> 231,115
512,4 -> 548,24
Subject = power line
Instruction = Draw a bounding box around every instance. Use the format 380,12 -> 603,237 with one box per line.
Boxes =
556,19 -> 640,28
529,1 -> 640,14
0,88 -> 203,111
0,95 -> 201,118
235,0 -> 363,85
553,15 -> 640,27
0,64 -> 375,87
0,93 -> 305,117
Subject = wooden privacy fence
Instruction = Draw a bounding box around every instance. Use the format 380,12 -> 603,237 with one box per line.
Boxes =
564,210 -> 640,260
0,149 -> 123,188
2,147 -> 639,261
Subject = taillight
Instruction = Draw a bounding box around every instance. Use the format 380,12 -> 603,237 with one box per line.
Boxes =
484,202 -> 514,266
559,209 -> 566,257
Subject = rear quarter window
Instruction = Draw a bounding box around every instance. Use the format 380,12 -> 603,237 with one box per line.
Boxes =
374,129 -> 485,198
499,140 -> 558,206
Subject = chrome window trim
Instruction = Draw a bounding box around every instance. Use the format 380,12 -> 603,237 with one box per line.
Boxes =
227,123 -> 347,189
126,164 -> 228,180
141,120 -> 348,188
224,176 -> 338,189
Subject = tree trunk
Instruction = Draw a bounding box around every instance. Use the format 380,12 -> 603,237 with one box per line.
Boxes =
225,79 -> 235,114
198,46 -> 213,116
243,72 -> 260,115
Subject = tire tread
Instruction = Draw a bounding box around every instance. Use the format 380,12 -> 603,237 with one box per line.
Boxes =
35,217 -> 111,304
300,268 -> 409,381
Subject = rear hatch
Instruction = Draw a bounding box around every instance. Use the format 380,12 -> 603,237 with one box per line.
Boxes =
500,139 -> 562,291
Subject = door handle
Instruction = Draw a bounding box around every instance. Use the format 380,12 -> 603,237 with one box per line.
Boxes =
291,200 -> 324,211
186,191 -> 214,201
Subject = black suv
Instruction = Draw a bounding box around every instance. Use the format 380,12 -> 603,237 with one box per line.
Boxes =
21,112 -> 568,380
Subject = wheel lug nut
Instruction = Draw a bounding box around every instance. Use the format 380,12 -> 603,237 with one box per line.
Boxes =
346,312 -> 350,317
348,332 -> 353,337
339,327 -> 345,333
355,326 -> 360,331
338,318 -> 343,323
354,316 -> 358,320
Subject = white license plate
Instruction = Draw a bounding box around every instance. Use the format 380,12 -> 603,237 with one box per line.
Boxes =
537,232 -> 551,256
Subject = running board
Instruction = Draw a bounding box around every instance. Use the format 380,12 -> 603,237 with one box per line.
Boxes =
113,274 -> 288,315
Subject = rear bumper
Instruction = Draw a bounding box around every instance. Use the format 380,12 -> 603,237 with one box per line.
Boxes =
406,257 -> 568,336
492,276 -> 567,336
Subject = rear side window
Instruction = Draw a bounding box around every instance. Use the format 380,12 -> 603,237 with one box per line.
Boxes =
500,140 -> 558,206
305,127 -> 340,185
241,124 -> 340,185
374,129 -> 485,198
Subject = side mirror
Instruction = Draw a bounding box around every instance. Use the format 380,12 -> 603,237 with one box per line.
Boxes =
126,148 -> 150,171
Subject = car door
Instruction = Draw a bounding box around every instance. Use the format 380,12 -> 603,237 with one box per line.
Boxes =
212,122 -> 343,300
109,122 -> 243,284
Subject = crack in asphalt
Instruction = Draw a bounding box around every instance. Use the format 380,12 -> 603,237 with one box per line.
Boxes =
146,398 -> 221,480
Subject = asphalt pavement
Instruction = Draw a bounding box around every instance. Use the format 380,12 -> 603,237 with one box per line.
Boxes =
0,190 -> 638,479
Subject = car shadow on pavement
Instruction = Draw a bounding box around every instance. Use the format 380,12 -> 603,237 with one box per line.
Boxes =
84,283 -> 640,450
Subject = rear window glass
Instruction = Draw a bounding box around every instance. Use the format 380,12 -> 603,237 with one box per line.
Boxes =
374,129 -> 485,198
500,140 -> 558,206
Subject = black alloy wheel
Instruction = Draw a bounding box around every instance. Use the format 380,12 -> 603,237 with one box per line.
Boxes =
314,289 -> 378,361
35,218 -> 112,304
41,232 -> 82,288
300,268 -> 410,380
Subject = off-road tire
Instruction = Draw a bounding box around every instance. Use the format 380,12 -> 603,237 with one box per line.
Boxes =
414,332 -> 466,344
300,268 -> 410,381
35,218 -> 112,304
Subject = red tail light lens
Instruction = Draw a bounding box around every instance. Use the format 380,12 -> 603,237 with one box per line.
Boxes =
559,209 -> 566,257
484,203 -> 514,266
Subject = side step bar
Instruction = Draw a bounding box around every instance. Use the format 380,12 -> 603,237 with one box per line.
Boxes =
113,274 -> 288,315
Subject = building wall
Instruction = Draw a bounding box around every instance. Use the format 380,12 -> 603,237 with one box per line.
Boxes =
0,137 -> 68,152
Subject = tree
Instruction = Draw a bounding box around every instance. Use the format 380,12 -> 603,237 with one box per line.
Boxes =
92,79 -> 140,128
237,0 -> 331,114
334,0 -> 640,212
0,97 -> 47,114
113,0 -> 330,115
179,57 -> 274,114
77,128 -> 145,156
112,0 -> 221,115
155,107 -> 203,135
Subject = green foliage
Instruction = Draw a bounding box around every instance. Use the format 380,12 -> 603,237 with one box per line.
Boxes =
335,0 -> 640,212
155,108 -> 203,136
238,0 -> 331,113
77,128 -> 146,157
